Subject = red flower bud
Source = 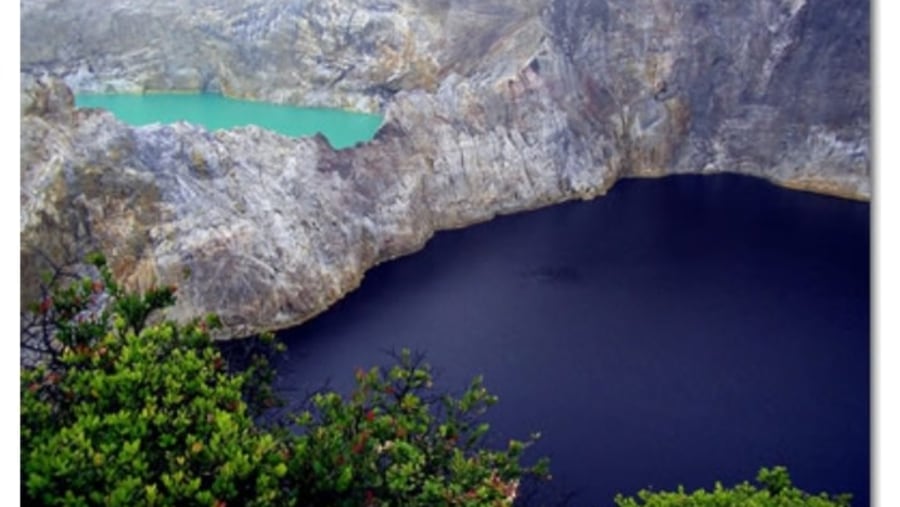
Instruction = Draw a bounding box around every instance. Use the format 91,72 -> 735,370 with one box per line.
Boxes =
39,297 -> 52,314
365,409 -> 375,422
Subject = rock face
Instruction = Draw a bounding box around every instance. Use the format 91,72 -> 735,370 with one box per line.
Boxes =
21,0 -> 870,338
21,0 -> 544,111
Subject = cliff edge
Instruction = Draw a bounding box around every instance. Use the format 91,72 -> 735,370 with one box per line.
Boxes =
21,0 -> 870,337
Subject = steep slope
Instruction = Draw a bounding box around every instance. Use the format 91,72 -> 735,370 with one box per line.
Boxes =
21,0 -> 869,337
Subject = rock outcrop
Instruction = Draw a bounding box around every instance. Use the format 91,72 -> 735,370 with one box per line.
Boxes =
21,0 -> 544,111
21,0 -> 870,338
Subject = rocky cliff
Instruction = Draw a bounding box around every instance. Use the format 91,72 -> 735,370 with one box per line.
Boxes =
21,0 -> 870,338
21,0 -> 544,111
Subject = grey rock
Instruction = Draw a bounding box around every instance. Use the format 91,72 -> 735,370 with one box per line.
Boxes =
21,0 -> 870,338
21,0 -> 544,111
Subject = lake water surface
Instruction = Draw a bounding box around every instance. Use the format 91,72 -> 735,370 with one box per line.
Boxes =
274,174 -> 870,506
74,94 -> 383,149
73,94 -> 869,504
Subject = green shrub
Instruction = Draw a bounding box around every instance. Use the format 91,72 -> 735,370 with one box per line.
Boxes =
284,349 -> 548,506
22,254 -> 852,506
21,254 -> 548,506
21,256 -> 288,506
614,466 -> 853,507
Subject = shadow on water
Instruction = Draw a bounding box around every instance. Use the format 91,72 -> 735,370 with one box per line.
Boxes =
270,174 -> 869,506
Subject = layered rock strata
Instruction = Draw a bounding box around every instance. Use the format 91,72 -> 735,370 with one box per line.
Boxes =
21,0 -> 870,337
21,0 -> 544,111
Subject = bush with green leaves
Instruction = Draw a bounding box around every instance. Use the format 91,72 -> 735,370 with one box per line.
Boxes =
21,254 -> 288,506
284,350 -> 549,506
614,466 -> 853,507
22,254 -> 853,506
21,254 -> 548,506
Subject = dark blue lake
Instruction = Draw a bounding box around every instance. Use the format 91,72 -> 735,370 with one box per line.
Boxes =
273,174 -> 870,506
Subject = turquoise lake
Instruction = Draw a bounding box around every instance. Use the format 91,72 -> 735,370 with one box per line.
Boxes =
74,94 -> 383,149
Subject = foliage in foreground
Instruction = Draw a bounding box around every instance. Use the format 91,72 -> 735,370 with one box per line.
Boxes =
21,254 -> 548,506
614,466 -> 852,507
20,254 -> 855,506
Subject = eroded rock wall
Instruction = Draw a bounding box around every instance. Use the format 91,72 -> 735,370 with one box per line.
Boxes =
21,0 -> 543,111
21,0 -> 870,337
21,69 -> 595,336
531,0 -> 869,197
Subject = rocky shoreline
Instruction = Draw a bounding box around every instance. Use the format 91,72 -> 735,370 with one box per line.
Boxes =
21,0 -> 870,338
